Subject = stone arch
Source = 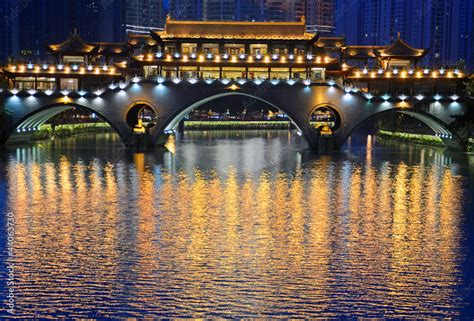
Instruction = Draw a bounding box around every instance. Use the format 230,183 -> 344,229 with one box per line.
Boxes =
124,100 -> 159,129
6,103 -> 127,144
339,108 -> 465,151
158,91 -> 310,144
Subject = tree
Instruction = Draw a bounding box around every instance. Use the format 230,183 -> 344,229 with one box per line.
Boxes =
465,78 -> 474,98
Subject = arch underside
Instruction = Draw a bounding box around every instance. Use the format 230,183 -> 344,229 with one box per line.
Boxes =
341,108 -> 463,150
14,106 -> 74,132
163,91 -> 306,135
7,104 -> 126,144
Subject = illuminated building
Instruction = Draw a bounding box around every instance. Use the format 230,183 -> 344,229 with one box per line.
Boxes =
1,18 -> 468,96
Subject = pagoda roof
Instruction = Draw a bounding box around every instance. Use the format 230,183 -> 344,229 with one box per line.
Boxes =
128,34 -> 157,47
154,16 -> 314,40
315,36 -> 345,48
342,45 -> 386,59
373,34 -> 427,58
94,42 -> 130,56
47,32 -> 98,56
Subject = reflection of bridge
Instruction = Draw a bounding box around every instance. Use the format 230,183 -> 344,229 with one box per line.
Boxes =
0,80 -> 468,152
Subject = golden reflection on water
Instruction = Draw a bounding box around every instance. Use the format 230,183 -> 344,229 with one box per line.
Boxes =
5,149 -> 465,317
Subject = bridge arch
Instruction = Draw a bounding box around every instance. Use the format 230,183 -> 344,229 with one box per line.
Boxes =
7,103 -> 127,144
341,108 -> 464,150
160,91 -> 310,143
124,100 -> 159,129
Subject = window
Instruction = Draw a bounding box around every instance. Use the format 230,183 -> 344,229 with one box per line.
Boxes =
15,77 -> 35,90
250,44 -> 268,55
63,55 -> 85,64
248,67 -> 269,79
200,67 -> 220,78
203,44 -> 219,54
270,68 -> 290,79
179,66 -> 198,78
181,43 -> 197,54
144,66 -> 158,78
224,44 -> 245,55
60,78 -> 78,90
222,67 -> 246,79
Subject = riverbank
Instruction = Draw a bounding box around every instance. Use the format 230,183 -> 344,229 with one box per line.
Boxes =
183,120 -> 290,130
30,123 -> 112,141
376,130 -> 444,148
468,138 -> 474,152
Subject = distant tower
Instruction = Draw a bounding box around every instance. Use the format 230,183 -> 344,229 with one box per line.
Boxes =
236,0 -> 265,21
203,0 -> 235,20
169,0 -> 203,20
305,0 -> 335,34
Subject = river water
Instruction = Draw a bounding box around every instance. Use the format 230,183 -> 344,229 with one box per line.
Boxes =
1,130 -> 474,318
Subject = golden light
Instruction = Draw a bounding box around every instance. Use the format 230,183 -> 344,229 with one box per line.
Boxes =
166,54 -> 172,61
371,72 -> 376,78
432,71 -> 438,78
385,71 -> 391,78
49,66 -> 56,73
324,56 -> 330,63
198,55 -> 204,62
297,56 -> 303,63
19,65 -> 25,72
230,84 -> 238,90
264,56 -> 270,63
280,56 -> 286,63
80,67 -> 85,74
247,56 -> 253,63
147,54 -> 153,60
110,67 -> 116,74
34,66 -> 40,73
214,55 -> 220,62
447,71 -> 453,78
183,55 -> 189,62
401,70 -> 407,78
355,71 -> 361,78
95,67 -> 100,74
416,71 -> 422,78
231,56 -> 237,63
65,66 -> 71,73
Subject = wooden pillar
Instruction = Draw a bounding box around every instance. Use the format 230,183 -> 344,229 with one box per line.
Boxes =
245,42 -> 251,55
268,68 -> 271,79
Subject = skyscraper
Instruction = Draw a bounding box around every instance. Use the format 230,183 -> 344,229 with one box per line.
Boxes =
306,0 -> 335,34
123,0 -> 167,34
0,0 -> 15,63
169,0 -> 203,20
203,0 -> 235,20
334,0 -> 474,70
236,0 -> 265,21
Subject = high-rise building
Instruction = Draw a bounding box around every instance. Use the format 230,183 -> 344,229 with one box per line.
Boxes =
169,0 -> 203,20
123,0 -> 167,34
334,0 -> 474,70
203,0 -> 235,20
306,0 -> 335,34
0,0 -> 15,63
236,0 -> 265,21
283,0 -> 305,21
334,0 -> 360,43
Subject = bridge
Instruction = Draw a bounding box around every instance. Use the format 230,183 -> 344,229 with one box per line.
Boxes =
0,79 -> 468,152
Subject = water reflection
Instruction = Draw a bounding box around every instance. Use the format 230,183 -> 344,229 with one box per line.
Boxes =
0,131 -> 471,318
